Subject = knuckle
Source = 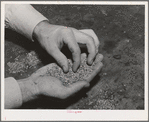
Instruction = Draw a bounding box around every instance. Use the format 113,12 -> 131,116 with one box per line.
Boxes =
74,47 -> 81,56
57,58 -> 63,64
76,47 -> 81,54
86,36 -> 94,45
66,28 -> 72,34
90,48 -> 96,55
88,35 -> 94,42
57,59 -> 67,67
49,46 -> 58,53
62,28 -> 72,34
87,29 -> 99,46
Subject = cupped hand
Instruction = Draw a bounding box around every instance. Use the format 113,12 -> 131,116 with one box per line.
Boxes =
33,20 -> 99,73
29,53 -> 103,99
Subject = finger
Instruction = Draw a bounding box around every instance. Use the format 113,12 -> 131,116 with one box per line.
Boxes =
61,81 -> 89,99
72,28 -> 96,65
87,40 -> 96,65
79,29 -> 100,51
81,53 -> 87,63
86,62 -> 103,82
50,47 -> 69,73
62,28 -> 81,72
94,53 -> 104,64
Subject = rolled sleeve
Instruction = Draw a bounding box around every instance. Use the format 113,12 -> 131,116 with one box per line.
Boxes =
5,4 -> 48,41
5,77 -> 22,109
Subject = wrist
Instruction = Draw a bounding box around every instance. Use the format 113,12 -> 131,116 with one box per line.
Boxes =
17,78 -> 39,104
32,20 -> 50,41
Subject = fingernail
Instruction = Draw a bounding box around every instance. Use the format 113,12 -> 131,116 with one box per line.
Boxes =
73,67 -> 77,73
73,64 -> 79,73
63,66 -> 67,73
89,59 -> 93,65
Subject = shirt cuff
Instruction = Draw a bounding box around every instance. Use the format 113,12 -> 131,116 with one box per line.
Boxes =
5,4 -> 48,41
5,77 -> 22,109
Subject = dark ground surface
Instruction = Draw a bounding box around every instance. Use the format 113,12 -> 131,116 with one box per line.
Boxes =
5,5 -> 144,109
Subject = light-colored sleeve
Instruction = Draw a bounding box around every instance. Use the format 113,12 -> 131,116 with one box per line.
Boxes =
5,4 -> 48,41
5,77 -> 22,109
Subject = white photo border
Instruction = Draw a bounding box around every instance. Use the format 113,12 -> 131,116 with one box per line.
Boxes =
1,1 -> 148,121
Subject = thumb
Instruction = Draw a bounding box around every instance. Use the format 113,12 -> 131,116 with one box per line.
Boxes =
31,63 -> 55,79
50,48 -> 69,73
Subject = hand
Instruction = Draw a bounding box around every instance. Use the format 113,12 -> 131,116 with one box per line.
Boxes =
18,53 -> 103,103
33,20 -> 99,73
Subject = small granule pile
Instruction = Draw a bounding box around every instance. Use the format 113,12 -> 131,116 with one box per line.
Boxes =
7,51 -> 41,73
45,54 -> 95,86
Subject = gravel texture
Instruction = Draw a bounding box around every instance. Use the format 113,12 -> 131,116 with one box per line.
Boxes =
7,51 -> 41,73
45,54 -> 95,86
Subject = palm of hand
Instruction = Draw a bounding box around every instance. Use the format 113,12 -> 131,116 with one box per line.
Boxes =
30,53 -> 103,99
33,75 -> 69,99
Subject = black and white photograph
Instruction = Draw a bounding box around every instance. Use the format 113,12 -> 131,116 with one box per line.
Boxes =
1,1 -> 148,121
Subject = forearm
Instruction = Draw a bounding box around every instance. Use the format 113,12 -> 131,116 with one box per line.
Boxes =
5,4 -> 48,41
5,77 -> 23,109
5,77 -> 39,109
